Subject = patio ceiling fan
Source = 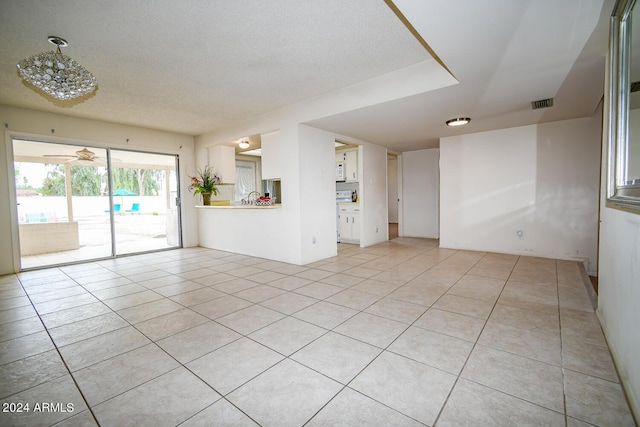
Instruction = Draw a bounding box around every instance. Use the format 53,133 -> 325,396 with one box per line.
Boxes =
43,147 -> 109,165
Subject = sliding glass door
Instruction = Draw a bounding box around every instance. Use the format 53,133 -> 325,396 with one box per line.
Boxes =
12,139 -> 181,269
110,149 -> 181,255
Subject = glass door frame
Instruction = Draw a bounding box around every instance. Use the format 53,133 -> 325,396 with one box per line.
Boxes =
9,136 -> 183,271
108,147 -> 183,257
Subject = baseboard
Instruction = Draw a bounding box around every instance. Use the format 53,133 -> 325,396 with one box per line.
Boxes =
597,308 -> 640,425
578,262 -> 598,310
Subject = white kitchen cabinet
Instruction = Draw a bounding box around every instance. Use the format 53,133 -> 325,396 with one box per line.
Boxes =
335,149 -> 358,182
261,131 -> 282,180
208,145 -> 236,183
350,207 -> 360,241
338,204 -> 360,243
345,150 -> 358,182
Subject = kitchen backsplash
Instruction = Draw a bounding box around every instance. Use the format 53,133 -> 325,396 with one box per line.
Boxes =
336,181 -> 358,193
212,185 -> 235,201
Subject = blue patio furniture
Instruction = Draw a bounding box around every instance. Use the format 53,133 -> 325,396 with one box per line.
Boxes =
125,203 -> 140,214
104,204 -> 121,213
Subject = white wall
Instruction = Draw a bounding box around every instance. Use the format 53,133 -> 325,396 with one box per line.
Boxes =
0,105 -> 196,275
196,125 -> 299,263
388,157 -> 399,223
197,207 -> 297,262
298,125 -> 339,262
196,124 -> 339,265
598,73 -> 640,419
598,207 -> 640,418
440,115 -> 601,273
196,124 -> 391,263
361,143 -> 389,246
401,149 -> 439,238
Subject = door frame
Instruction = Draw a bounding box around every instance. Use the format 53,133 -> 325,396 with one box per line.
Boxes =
7,133 -> 184,271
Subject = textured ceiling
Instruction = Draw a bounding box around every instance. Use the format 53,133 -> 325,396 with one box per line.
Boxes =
0,0 -> 428,136
0,0 -> 617,152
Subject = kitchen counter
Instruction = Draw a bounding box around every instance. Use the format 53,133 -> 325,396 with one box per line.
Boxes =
196,204 -> 282,209
196,203 -> 287,261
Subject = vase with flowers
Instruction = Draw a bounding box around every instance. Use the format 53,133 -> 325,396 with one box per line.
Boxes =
189,165 -> 221,205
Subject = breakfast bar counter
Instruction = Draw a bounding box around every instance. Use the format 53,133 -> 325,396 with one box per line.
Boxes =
196,202 -> 293,262
195,204 -> 282,209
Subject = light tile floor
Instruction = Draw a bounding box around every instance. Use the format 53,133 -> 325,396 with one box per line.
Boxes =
0,238 -> 636,426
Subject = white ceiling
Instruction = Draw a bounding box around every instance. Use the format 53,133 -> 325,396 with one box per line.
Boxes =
0,0 -> 615,152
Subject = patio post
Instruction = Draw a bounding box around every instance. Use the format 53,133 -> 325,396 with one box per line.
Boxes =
64,163 -> 74,221
165,169 -> 171,209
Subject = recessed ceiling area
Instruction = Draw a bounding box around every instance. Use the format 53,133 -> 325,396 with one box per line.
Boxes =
0,0 -> 615,153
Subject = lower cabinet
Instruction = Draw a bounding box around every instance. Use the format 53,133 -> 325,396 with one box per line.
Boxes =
338,205 -> 360,243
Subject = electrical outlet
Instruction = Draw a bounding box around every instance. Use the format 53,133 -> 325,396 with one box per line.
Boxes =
312,237 -> 316,244
517,230 -> 524,240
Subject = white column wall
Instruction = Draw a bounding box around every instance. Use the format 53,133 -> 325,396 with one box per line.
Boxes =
298,125 -> 339,263
361,143 -> 389,246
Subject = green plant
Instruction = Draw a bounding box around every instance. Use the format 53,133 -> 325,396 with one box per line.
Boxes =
188,165 -> 221,196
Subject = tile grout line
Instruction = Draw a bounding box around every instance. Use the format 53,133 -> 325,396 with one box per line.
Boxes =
430,251 -> 519,427
13,269 -> 102,427
556,259 -> 570,427
200,242 -> 441,425
7,243 -> 620,426
49,257 -> 259,426
303,246 -> 480,425
25,262 -> 224,425
300,245 -> 448,426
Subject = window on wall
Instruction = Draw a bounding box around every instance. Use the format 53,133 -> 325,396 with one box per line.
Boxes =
234,160 -> 257,201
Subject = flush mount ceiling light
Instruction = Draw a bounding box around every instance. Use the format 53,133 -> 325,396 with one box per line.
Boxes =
238,140 -> 250,149
16,36 -> 97,101
446,117 -> 471,127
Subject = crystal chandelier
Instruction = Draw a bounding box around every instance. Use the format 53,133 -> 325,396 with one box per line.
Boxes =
17,36 -> 97,101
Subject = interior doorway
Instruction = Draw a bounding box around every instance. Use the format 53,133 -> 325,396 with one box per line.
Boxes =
12,139 -> 182,270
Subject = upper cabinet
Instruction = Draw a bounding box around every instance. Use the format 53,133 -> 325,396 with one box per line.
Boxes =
345,150 -> 358,182
208,145 -> 236,184
261,131 -> 281,180
336,148 -> 358,182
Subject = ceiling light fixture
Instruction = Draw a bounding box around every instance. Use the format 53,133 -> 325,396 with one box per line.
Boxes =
238,140 -> 250,149
16,36 -> 97,101
446,117 -> 471,127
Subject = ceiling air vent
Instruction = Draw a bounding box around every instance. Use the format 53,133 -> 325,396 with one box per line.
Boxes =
631,81 -> 640,92
531,98 -> 554,110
